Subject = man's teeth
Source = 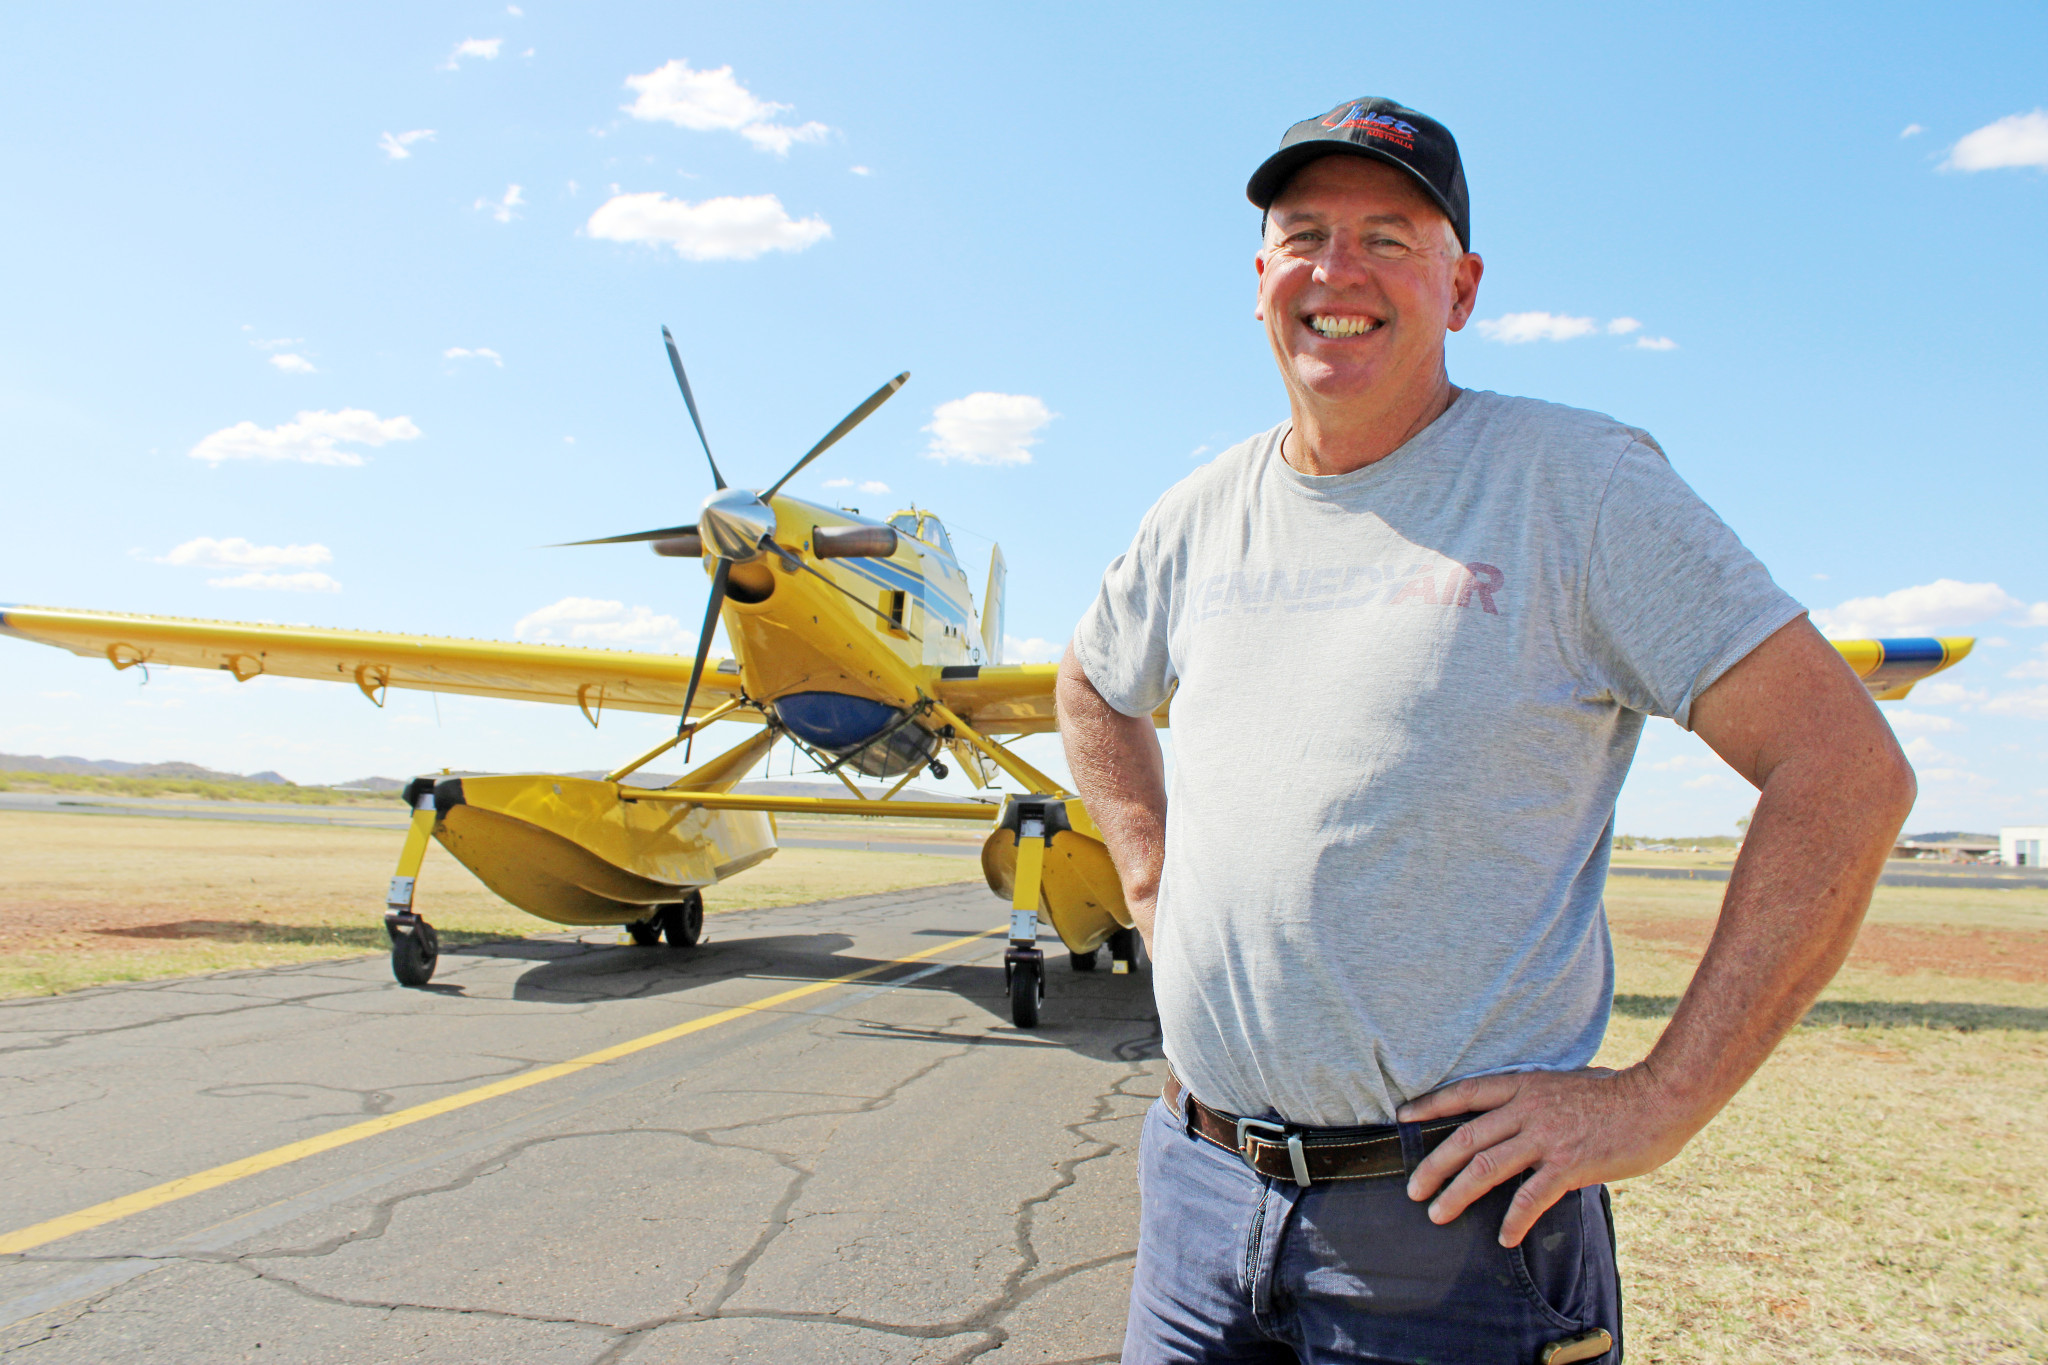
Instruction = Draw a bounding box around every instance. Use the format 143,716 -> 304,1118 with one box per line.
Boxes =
1308,316 -> 1380,338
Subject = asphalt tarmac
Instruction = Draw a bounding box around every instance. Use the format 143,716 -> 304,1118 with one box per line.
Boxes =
0,882 -> 1158,1363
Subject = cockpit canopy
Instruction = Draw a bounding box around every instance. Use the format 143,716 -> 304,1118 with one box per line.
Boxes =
888,512 -> 956,559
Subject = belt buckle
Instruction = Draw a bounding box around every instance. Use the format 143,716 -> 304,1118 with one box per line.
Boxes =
1234,1117 -> 1311,1188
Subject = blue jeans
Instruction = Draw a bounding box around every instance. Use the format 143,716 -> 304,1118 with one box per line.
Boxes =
1124,1095 -> 1622,1364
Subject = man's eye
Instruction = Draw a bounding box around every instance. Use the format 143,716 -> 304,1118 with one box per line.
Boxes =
1368,237 -> 1409,254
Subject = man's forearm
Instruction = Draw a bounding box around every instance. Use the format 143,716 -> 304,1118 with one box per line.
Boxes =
1055,644 -> 1168,943
1638,741 -> 1911,1129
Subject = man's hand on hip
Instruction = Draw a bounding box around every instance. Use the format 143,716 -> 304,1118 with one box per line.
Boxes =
1397,1065 -> 1694,1248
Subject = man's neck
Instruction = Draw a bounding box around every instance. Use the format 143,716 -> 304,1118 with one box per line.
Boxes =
1280,372 -> 1460,477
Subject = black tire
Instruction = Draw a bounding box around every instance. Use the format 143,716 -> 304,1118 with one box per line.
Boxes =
1070,947 -> 1099,972
1109,928 -> 1147,975
1009,956 -> 1042,1028
391,922 -> 438,987
661,891 -> 704,949
625,918 -> 662,946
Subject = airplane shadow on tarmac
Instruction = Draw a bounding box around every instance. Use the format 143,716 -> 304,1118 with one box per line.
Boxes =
441,930 -> 1164,1064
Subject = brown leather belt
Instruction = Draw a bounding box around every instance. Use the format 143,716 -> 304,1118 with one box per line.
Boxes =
1164,1070 -> 1470,1188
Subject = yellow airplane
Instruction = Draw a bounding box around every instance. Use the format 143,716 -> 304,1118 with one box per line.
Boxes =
0,329 -> 1979,1027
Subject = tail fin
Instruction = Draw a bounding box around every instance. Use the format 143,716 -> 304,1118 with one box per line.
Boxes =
980,544 -> 1006,665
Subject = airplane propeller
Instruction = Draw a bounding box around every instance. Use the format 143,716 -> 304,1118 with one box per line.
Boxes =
562,328 -> 911,737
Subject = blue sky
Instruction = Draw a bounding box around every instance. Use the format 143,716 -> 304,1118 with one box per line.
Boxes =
1,2 -> 2043,835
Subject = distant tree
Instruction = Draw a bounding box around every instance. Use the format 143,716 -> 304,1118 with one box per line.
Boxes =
1735,804 -> 1756,837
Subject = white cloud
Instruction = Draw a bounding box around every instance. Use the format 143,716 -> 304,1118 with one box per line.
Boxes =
1476,312 -> 1599,343
208,571 -> 342,593
585,191 -> 829,261
444,346 -> 503,366
441,37 -> 502,70
1913,681 -> 1989,707
160,537 -> 332,570
1982,686 -> 2048,721
1003,635 -> 1065,664
1901,123 -> 1925,139
2007,646 -> 2048,681
849,165 -> 871,176
378,129 -> 435,160
1944,110 -> 2048,172
622,60 -> 831,157
189,409 -> 422,467
1606,317 -> 1642,335
1812,579 -> 2048,637
1188,444 -> 1212,461
1633,335 -> 1679,351
515,597 -> 684,650
1886,709 -> 1961,735
924,393 -> 1055,466
475,184 -> 524,222
859,480 -> 890,494
268,353 -> 316,374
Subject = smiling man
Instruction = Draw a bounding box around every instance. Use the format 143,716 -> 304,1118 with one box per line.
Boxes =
1056,97 -> 1916,1362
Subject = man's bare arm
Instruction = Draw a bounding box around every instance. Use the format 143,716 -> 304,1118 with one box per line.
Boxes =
1400,616 -> 1916,1246
1055,643 -> 1168,946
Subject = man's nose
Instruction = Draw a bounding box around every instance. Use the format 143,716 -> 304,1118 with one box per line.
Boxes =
1313,234 -> 1377,288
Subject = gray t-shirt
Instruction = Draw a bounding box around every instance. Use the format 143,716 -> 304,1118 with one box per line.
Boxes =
1072,389 -> 1803,1127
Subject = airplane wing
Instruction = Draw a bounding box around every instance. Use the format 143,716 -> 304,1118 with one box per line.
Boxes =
932,663 -> 1171,735
0,605 -> 753,724
1834,637 -> 1973,701
931,639 -> 1974,733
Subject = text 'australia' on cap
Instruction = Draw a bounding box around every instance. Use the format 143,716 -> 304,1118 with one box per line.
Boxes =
1247,96 -> 1470,251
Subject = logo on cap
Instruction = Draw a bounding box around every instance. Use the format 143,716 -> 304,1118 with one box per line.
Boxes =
1321,103 -> 1418,149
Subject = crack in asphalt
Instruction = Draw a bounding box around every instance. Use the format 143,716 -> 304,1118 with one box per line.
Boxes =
1,890 -> 1152,1362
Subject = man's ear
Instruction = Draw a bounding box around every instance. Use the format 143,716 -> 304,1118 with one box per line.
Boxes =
1253,250 -> 1267,321
1444,252 -> 1485,332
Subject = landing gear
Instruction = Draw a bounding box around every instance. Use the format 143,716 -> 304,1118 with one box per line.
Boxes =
659,890 -> 705,949
389,916 -> 439,987
625,917 -> 663,946
1070,947 -> 1099,972
386,782 -> 443,988
1006,946 -> 1043,1028
1108,928 -> 1147,975
929,759 -> 949,780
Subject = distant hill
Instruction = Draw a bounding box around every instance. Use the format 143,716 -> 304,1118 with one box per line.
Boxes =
0,753 -> 288,784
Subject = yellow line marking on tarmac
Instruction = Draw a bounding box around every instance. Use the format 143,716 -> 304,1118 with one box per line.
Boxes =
0,927 -> 1002,1257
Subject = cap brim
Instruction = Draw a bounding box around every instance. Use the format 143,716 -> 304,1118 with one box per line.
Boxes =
1246,142 -> 1459,237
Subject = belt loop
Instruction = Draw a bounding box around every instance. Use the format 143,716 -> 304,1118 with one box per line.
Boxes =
1397,1120 -> 1425,1177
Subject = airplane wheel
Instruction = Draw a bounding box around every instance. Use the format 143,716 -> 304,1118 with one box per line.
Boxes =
626,918 -> 662,946
391,921 -> 438,988
1109,928 -> 1146,975
1070,947 -> 1099,972
1009,954 -> 1043,1028
661,891 -> 704,949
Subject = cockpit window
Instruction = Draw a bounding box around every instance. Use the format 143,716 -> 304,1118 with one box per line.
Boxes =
889,513 -> 921,539
919,516 -> 956,558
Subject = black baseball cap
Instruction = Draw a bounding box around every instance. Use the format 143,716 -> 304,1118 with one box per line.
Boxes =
1247,97 -> 1470,251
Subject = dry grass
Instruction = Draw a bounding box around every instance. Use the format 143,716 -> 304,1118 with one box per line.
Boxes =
0,811 -> 978,999
1601,879 -> 2048,1362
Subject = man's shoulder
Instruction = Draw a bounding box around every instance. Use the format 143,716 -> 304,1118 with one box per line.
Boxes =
1460,390 -> 1663,468
1144,424 -> 1286,526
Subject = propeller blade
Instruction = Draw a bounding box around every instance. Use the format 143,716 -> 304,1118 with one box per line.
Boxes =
663,325 -> 726,492
676,556 -> 733,735
552,524 -> 697,547
761,371 -> 910,501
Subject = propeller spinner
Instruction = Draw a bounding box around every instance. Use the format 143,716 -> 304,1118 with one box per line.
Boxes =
561,328 -> 911,737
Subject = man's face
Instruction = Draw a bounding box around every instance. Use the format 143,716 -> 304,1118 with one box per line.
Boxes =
1255,155 -> 1482,414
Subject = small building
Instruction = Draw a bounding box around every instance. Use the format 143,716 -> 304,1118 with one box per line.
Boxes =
1894,832 -> 1998,862
2003,826 -> 2048,869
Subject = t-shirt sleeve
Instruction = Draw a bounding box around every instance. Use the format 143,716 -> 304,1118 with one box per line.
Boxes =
1070,507 -> 1178,718
1581,440 -> 1805,729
